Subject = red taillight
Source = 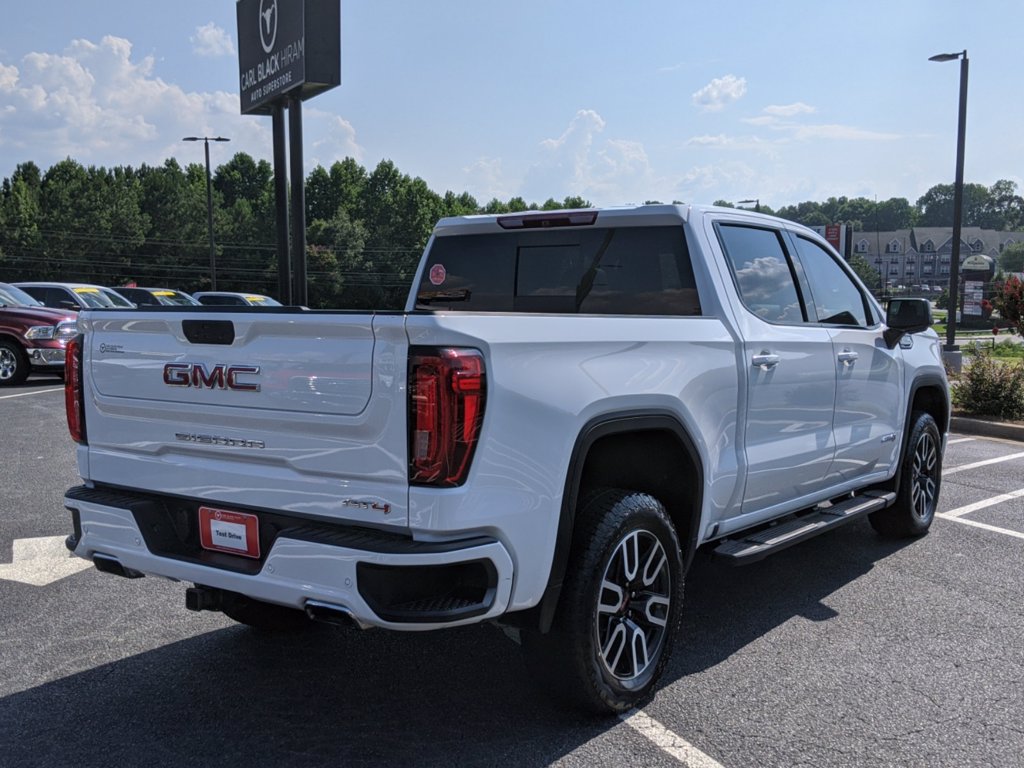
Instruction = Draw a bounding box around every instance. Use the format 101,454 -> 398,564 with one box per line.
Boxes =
409,347 -> 486,487
65,336 -> 86,444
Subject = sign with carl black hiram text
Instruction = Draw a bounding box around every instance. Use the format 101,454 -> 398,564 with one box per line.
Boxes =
237,0 -> 340,116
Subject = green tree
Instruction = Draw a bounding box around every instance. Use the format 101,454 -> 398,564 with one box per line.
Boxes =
0,163 -> 43,280
137,159 -> 208,289
306,209 -> 368,308
916,182 -> 992,227
848,254 -> 880,290
874,197 -> 916,230
986,179 -> 1024,231
440,190 -> 479,218
999,242 -> 1024,273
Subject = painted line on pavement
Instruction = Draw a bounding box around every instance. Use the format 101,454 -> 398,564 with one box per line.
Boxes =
0,387 -> 63,400
946,437 -> 975,445
620,709 -> 725,767
937,515 -> 1024,541
943,451 -> 1024,475
939,488 -> 1024,518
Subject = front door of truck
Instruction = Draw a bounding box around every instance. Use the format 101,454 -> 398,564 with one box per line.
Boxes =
786,233 -> 903,484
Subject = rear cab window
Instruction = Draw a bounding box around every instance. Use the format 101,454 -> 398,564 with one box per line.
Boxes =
415,225 -> 702,316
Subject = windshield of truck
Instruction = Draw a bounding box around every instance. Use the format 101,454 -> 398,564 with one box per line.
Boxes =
0,283 -> 43,307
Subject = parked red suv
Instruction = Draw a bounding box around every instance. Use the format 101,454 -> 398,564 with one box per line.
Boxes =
0,282 -> 78,385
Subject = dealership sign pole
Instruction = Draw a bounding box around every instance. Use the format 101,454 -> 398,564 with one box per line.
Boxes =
237,0 -> 340,306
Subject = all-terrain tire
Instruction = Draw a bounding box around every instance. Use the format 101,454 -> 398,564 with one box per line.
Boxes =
522,488 -> 684,714
869,411 -> 942,538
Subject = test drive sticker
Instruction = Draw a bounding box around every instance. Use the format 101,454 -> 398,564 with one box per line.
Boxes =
429,264 -> 447,285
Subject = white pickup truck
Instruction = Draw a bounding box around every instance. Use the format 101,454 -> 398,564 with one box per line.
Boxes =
63,204 -> 949,712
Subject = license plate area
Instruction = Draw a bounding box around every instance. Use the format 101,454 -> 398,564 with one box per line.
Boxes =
199,506 -> 261,559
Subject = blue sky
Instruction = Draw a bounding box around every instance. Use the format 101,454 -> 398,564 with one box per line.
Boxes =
0,1 -> 1021,210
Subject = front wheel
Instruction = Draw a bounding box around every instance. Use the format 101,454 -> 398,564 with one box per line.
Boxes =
0,339 -> 30,386
523,489 -> 684,713
870,411 -> 942,538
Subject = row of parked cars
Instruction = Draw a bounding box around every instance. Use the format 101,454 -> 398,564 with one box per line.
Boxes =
14,283 -> 282,311
0,281 -> 281,386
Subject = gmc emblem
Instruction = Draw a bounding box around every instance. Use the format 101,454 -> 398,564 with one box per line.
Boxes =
163,363 -> 261,392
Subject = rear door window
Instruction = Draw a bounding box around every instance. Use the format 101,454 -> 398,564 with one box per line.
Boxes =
416,225 -> 701,316
716,224 -> 806,324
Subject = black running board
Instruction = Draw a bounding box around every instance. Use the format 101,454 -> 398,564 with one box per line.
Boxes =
713,491 -> 896,565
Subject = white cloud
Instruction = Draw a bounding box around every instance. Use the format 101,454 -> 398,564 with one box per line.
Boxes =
687,134 -> 735,147
0,63 -> 19,90
310,115 -> 365,164
792,124 -> 900,142
0,36 -> 272,172
763,102 -> 815,117
462,157 -> 513,202
741,115 -> 780,127
191,23 -> 235,58
517,110 -> 664,206
692,75 -> 747,112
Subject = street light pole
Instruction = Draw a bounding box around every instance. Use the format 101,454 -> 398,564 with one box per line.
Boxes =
183,136 -> 230,291
738,198 -> 761,213
929,50 -> 968,366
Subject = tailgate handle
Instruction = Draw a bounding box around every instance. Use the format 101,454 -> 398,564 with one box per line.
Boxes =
182,319 -> 235,345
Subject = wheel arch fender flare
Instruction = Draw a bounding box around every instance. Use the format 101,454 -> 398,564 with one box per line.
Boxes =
891,374 -> 949,493
535,409 -> 704,633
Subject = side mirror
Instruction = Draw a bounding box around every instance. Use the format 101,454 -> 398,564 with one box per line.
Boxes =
884,298 -> 932,347
58,300 -> 80,311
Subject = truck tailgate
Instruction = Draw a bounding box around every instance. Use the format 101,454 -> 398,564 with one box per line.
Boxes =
79,310 -> 410,528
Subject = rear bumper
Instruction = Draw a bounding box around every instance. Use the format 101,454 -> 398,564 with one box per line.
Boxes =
64,485 -> 513,630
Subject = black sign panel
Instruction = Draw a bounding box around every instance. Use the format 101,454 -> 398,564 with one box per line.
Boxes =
237,0 -> 340,116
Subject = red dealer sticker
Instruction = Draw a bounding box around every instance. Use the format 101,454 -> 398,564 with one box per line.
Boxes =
199,506 -> 261,559
429,264 -> 447,285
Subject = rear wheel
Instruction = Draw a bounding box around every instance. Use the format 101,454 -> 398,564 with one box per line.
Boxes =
219,591 -> 312,632
0,339 -> 29,386
523,489 -> 684,713
870,411 -> 942,538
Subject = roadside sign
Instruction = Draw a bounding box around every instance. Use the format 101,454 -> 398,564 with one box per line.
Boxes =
237,0 -> 340,116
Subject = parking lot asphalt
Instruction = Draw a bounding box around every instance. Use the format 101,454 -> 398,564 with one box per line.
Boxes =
2,377 -> 1023,767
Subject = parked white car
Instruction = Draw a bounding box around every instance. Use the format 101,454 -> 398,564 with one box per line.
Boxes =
14,282 -> 133,311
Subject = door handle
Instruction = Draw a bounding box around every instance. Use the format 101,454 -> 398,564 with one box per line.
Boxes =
751,353 -> 780,371
838,350 -> 859,366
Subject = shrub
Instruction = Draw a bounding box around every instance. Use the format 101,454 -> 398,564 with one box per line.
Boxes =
952,352 -> 1024,420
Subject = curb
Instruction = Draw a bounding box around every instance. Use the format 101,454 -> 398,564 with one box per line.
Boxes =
950,416 -> 1024,443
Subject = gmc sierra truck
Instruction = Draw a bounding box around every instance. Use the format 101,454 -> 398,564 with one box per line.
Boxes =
62,205 -> 948,712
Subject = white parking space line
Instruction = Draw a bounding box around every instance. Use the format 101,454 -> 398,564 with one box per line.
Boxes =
620,709 -> 725,767
943,451 -> 1024,475
939,489 -> 1024,519
946,437 -> 975,445
0,387 -> 63,400
938,515 -> 1024,541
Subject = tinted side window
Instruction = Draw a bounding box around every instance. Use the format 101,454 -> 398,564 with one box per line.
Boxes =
416,225 -> 701,316
792,236 -> 870,326
717,225 -> 805,324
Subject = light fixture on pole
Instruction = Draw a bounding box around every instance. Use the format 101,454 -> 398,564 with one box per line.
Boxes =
183,136 -> 231,291
737,198 -> 761,213
928,50 -> 968,364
